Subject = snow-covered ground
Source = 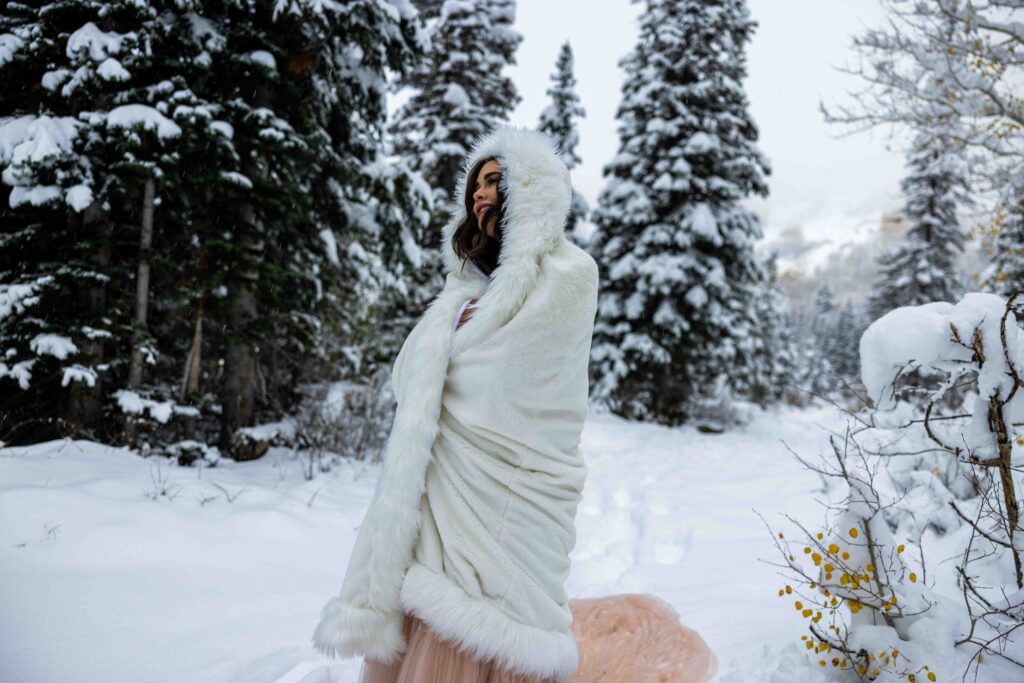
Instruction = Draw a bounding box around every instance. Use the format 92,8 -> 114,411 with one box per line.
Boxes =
0,404 -> 848,682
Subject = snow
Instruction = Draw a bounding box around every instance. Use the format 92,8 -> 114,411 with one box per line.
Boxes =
0,32 -> 24,66
0,115 -> 81,168
319,228 -> 339,266
238,419 -> 297,442
860,293 -> 1024,433
114,390 -> 195,425
96,58 -> 130,81
61,364 -> 97,387
66,22 -> 133,62
684,132 -> 719,154
686,284 -> 709,308
688,202 -> 723,246
9,184 -> 62,208
221,171 -> 253,188
209,120 -> 234,139
0,405 -> 854,681
106,104 -> 182,141
247,50 -> 277,71
442,82 -> 470,108
29,333 -> 77,360
0,358 -> 34,390
0,278 -> 51,319
65,184 -> 94,212
40,68 -> 72,92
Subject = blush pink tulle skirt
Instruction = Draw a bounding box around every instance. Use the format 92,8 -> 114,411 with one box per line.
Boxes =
358,594 -> 718,683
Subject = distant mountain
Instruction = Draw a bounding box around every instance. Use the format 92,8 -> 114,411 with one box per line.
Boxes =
763,210 -> 994,321
763,211 -> 910,315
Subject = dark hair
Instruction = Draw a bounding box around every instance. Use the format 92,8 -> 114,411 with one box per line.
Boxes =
451,155 -> 506,277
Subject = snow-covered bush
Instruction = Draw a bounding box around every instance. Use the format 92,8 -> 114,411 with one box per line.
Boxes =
752,292 -> 1024,682
158,440 -> 222,468
291,371 -> 396,478
686,374 -> 755,433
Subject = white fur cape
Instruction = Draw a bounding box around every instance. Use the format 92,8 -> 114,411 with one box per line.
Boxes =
312,125 -> 599,681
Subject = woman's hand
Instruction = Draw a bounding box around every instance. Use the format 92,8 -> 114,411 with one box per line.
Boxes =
456,298 -> 478,331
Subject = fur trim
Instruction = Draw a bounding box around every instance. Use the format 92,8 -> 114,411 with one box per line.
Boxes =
401,564 -> 579,681
312,597 -> 406,664
442,126 -> 572,358
441,125 -> 571,275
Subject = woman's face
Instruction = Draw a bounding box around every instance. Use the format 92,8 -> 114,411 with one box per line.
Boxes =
472,159 -> 502,238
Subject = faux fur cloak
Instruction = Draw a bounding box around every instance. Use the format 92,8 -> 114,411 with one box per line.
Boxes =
313,125 -> 599,681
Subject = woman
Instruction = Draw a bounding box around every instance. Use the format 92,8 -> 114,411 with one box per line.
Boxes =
313,125 -> 598,682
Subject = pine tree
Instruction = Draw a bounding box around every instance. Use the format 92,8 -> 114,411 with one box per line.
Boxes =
985,176 -> 1024,298
384,0 -> 522,348
745,253 -> 797,406
390,0 -> 521,200
798,281 -> 838,397
833,297 -> 866,383
411,0 -> 446,21
538,41 -> 588,241
868,130 -> 971,321
0,0 -> 197,440
0,0 -> 427,449
587,0 -> 770,425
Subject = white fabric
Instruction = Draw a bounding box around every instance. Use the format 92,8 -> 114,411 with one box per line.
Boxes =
312,126 -> 599,681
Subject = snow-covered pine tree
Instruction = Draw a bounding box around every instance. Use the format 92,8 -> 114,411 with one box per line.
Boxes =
0,0 -> 197,441
795,281 -> 839,398
538,40 -> 588,242
275,0 -> 431,384
186,0 -> 428,451
867,130 -> 972,321
587,0 -> 771,425
744,252 -> 797,406
410,0 -> 446,21
384,0 -> 522,347
390,0 -> 520,205
832,297 -> 866,385
809,281 -> 836,356
984,175 -> 1024,297
484,0 -> 521,98
0,0 -> 428,450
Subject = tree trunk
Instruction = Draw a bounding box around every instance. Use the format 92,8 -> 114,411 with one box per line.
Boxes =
67,201 -> 109,434
128,176 -> 156,389
180,297 -> 204,402
219,84 -> 272,453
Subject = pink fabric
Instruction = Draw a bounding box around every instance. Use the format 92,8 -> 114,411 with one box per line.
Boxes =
358,595 -> 717,683
358,612 -> 561,683
453,298 -> 477,332
569,594 -> 718,683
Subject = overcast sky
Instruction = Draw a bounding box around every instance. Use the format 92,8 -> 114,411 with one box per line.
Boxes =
503,0 -> 910,243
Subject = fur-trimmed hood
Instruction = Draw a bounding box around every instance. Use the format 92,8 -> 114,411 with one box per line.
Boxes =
438,126 -> 579,360
441,125 -> 573,277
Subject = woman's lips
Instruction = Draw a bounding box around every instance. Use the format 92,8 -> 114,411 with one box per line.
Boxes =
475,204 -> 492,216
